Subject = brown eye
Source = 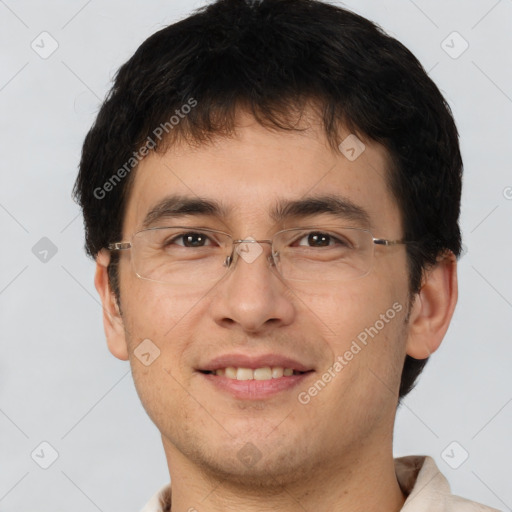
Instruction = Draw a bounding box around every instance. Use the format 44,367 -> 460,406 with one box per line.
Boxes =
164,232 -> 213,248
296,231 -> 350,248
306,232 -> 331,247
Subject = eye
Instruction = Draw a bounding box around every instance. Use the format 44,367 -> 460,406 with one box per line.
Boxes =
166,231 -> 214,248
295,231 -> 349,248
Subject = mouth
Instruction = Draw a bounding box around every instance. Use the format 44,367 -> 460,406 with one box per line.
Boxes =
196,355 -> 315,399
199,367 -> 310,381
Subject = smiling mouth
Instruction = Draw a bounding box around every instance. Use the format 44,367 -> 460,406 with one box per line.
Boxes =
200,367 -> 311,381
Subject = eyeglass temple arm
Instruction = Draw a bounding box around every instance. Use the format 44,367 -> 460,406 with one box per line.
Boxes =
373,238 -> 412,246
108,242 -> 132,251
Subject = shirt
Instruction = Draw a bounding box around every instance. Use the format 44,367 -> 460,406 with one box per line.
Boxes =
140,455 -> 501,512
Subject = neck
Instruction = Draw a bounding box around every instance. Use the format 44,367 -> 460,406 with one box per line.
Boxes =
162,438 -> 406,512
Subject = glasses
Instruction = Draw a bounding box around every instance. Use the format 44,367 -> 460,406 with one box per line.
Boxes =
108,225 -> 412,286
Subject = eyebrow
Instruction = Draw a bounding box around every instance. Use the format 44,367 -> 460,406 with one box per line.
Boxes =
141,194 -> 372,229
141,195 -> 229,229
271,195 -> 371,228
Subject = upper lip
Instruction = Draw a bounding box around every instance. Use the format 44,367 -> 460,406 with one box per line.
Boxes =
198,353 -> 314,373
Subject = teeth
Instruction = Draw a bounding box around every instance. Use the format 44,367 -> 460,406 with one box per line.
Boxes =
236,368 -> 253,381
253,367 -> 272,380
213,366 -> 300,380
272,367 -> 284,378
225,367 -> 237,379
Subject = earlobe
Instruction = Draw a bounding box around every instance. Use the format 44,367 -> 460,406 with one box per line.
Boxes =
405,251 -> 458,359
94,249 -> 129,361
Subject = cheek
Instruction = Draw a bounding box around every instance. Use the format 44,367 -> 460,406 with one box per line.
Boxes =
119,273 -> 222,379
300,269 -> 409,397
291,276 -> 406,350
119,279 -> 210,435
119,254 -> 209,344
314,296 -> 408,419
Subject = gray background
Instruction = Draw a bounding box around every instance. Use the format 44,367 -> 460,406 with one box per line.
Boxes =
0,0 -> 511,510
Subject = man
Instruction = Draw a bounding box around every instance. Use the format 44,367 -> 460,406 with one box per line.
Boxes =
73,0 -> 499,510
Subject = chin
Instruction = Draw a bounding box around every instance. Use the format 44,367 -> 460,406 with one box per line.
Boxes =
198,454 -> 313,489
181,434 -> 317,489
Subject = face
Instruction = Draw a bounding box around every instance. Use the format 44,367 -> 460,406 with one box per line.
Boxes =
111,111 -> 414,485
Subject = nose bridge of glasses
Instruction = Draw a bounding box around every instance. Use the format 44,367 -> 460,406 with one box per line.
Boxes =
225,238 -> 276,269
232,238 -> 273,245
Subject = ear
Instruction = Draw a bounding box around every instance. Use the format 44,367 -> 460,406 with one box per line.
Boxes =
405,251 -> 458,359
94,249 -> 129,361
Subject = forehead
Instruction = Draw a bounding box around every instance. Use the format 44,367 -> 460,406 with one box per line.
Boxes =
122,113 -> 401,237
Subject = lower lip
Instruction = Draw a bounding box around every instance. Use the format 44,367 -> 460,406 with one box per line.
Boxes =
199,372 -> 313,400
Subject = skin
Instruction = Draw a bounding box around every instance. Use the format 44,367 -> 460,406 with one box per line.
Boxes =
95,109 -> 458,512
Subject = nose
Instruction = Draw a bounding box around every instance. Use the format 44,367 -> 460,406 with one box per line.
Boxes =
209,239 -> 296,334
